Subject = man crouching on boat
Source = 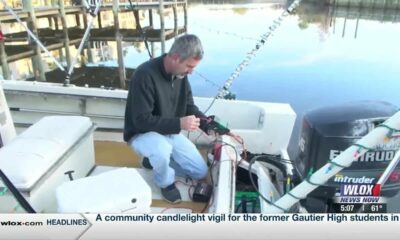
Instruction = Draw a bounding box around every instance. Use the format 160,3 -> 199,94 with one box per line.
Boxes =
124,34 -> 209,204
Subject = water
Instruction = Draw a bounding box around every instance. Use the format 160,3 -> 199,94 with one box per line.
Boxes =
127,1 -> 400,117
185,1 -> 400,158
5,1 -> 400,114
201,1 -> 399,150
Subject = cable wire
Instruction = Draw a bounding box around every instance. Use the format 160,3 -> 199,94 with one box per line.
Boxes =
247,155 -> 287,212
202,0 -> 303,114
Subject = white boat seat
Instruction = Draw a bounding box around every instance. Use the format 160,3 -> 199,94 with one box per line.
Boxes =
0,116 -> 94,190
56,168 -> 152,213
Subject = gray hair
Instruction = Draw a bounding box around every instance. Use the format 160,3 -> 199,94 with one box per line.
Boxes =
168,34 -> 204,61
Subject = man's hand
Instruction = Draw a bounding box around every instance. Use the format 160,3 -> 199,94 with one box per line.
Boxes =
180,115 -> 200,131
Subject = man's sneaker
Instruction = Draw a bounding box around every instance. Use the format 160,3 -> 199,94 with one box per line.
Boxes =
141,157 -> 153,170
161,184 -> 182,204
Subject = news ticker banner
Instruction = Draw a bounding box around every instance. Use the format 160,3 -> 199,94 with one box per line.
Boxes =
2,213 -> 400,240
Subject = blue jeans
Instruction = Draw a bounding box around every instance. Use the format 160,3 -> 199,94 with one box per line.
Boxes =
129,132 -> 208,188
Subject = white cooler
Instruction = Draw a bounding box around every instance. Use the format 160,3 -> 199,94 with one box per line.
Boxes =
56,167 -> 152,213
0,116 -> 95,213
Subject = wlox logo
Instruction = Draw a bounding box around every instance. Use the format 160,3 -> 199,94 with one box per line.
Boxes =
340,184 -> 381,197
0,221 -> 43,226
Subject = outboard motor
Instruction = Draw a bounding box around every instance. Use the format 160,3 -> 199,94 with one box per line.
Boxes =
295,101 -> 400,213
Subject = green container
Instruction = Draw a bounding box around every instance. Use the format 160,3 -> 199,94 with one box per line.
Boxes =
235,191 -> 261,213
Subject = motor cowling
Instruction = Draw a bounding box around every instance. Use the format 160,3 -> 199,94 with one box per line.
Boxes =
295,101 -> 400,212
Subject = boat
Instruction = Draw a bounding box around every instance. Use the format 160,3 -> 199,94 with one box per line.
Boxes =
0,0 -> 300,214
1,79 -> 400,214
2,0 -> 400,214
0,79 -> 297,213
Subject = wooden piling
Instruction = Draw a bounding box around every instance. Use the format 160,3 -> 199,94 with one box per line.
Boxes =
150,42 -> 155,58
183,0 -> 188,32
51,0 -> 57,29
0,23 -> 11,79
97,7 -> 102,28
148,9 -> 155,57
113,0 -> 126,89
82,0 -> 93,64
354,0 -> 361,38
149,9 -> 153,28
159,0 -> 166,54
342,0 -> 349,37
22,0 -> 46,81
173,0 -> 178,38
59,0 -> 72,68
83,5 -> 89,29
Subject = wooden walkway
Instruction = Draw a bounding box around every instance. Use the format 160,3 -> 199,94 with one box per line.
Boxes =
4,39 -> 81,63
328,0 -> 400,9
4,26 -> 187,42
0,0 -> 188,85
0,2 -> 186,22
2,26 -> 186,62
0,6 -> 79,22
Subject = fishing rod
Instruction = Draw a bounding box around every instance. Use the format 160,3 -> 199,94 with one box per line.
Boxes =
203,0 -> 303,114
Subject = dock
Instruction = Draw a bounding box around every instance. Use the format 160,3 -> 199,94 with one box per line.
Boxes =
327,0 -> 400,9
0,0 -> 188,87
